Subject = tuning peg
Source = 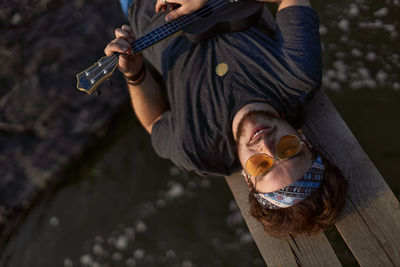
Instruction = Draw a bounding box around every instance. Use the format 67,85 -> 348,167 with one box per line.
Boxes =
107,78 -> 113,86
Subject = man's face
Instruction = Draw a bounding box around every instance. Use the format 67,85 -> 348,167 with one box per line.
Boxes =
234,105 -> 313,193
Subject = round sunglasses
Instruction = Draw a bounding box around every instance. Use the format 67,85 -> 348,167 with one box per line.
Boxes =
243,134 -> 304,192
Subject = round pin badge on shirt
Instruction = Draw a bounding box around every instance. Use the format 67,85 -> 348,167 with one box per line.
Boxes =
215,63 -> 228,76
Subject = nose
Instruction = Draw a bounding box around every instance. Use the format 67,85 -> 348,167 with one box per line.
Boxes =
256,136 -> 274,156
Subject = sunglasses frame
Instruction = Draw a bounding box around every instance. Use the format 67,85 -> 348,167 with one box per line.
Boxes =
243,134 -> 304,193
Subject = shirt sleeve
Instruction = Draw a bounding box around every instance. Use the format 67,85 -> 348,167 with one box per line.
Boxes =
150,111 -> 192,171
276,6 -> 322,83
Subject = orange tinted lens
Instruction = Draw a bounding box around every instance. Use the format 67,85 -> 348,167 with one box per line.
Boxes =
276,135 -> 302,159
245,154 -> 275,177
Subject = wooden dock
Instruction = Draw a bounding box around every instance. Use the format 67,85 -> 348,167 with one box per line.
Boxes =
226,89 -> 400,266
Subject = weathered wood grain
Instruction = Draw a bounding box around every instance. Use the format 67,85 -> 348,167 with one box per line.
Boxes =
302,90 -> 400,266
286,233 -> 342,267
225,90 -> 400,266
225,173 -> 341,266
225,173 -> 298,266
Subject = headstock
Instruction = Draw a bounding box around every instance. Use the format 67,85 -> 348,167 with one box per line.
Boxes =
76,54 -> 119,95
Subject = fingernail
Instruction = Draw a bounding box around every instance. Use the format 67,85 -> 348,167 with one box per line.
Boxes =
122,47 -> 127,51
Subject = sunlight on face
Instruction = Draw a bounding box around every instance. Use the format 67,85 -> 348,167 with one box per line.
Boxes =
232,103 -> 313,193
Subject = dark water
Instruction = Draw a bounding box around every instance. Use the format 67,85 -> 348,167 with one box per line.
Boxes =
1,115 -> 266,267
1,0 -> 399,266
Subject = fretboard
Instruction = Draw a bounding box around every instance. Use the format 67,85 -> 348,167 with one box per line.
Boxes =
131,0 -> 229,54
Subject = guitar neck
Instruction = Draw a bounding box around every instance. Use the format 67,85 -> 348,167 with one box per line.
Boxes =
131,0 -> 230,55
76,0 -> 233,95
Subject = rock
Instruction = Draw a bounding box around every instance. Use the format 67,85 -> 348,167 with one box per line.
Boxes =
11,13 -> 22,25
0,0 -> 127,246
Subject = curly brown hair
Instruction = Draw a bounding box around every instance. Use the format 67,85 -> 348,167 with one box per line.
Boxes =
248,158 -> 348,238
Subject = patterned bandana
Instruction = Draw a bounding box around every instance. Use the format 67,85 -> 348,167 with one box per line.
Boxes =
254,155 -> 325,209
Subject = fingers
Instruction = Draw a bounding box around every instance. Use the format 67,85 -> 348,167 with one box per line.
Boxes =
121,25 -> 135,39
155,0 -> 171,13
155,0 -> 186,21
104,39 -> 134,74
104,24 -> 135,56
121,24 -> 133,33
104,38 -> 131,56
103,24 -> 144,75
165,7 -> 185,22
156,0 -> 208,22
115,25 -> 134,43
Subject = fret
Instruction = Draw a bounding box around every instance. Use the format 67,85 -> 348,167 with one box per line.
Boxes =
148,33 -> 156,42
153,31 -> 162,41
130,0 -> 228,54
76,0 -> 239,94
154,28 -> 162,39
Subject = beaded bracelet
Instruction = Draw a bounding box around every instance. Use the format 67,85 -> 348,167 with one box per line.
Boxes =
124,64 -> 146,86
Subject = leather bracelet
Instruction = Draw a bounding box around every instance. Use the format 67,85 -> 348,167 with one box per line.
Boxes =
124,64 -> 146,86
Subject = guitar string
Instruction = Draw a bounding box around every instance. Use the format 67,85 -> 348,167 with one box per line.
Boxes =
132,0 -> 227,52
132,0 -> 224,50
130,0 -> 228,54
92,0 -> 229,84
101,0 -> 227,74
114,0 -> 227,66
86,0 -> 228,83
89,0 -> 229,84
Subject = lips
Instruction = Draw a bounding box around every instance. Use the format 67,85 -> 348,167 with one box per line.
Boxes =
249,126 -> 271,144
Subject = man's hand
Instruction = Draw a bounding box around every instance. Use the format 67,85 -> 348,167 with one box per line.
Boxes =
260,0 -> 310,11
256,0 -> 310,11
105,25 -> 167,134
104,24 -> 144,77
155,0 -> 208,22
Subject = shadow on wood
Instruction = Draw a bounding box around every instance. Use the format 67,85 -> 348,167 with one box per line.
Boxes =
225,89 -> 400,266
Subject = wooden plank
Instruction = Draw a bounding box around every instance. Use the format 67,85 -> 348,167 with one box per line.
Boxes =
226,89 -> 400,266
225,173 -> 342,266
336,199 -> 394,266
225,173 -> 298,266
286,234 -> 342,267
302,90 -> 400,266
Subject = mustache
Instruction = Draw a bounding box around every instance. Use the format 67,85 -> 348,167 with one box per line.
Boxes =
235,110 -> 281,147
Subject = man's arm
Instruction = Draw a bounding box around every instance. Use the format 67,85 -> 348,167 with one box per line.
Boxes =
275,0 -> 310,11
126,68 -> 167,134
104,25 -> 168,134
273,0 -> 322,88
154,0 -> 311,21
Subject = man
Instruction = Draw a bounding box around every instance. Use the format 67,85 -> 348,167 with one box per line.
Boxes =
104,0 -> 347,236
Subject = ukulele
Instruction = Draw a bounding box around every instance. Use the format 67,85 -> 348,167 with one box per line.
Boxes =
76,0 -> 263,95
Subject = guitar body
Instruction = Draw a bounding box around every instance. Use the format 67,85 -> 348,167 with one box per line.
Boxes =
182,1 -> 263,43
